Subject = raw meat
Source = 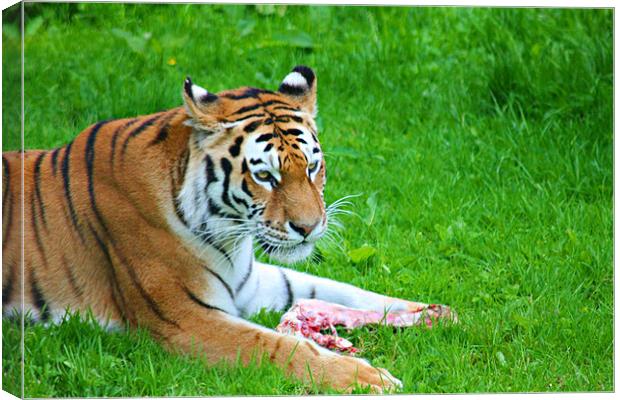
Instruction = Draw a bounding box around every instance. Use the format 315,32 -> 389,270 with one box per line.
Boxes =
276,299 -> 455,354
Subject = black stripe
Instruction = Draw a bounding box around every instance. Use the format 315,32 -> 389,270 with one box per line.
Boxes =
205,267 -> 234,300
280,269 -> 294,310
223,113 -> 266,124
312,147 -> 320,154
62,257 -> 84,299
297,138 -> 307,144
222,88 -> 261,100
243,120 -> 263,133
184,286 -> 226,313
205,155 -> 217,185
219,158 -> 240,213
174,198 -> 188,226
50,148 -> 60,175
285,128 -> 304,136
61,141 -> 85,243
2,263 -> 15,305
281,154 -> 290,167
176,147 -> 190,190
205,235 -> 233,265
110,130 -> 121,167
207,198 -> 237,218
87,222 -> 129,322
30,269 -> 50,321
221,87 -> 276,100
229,136 -> 244,157
121,114 -> 162,156
271,106 -> 301,112
231,100 -> 288,115
207,199 -> 237,220
113,241 -> 177,327
30,193 -> 48,268
172,149 -> 190,226
193,177 -> 203,208
149,123 -> 170,146
33,152 -> 48,229
149,109 -> 179,147
241,159 -> 249,174
241,178 -> 253,198
85,120 -> 112,233
195,222 -> 233,266
121,255 -> 178,327
264,143 -> 273,152
232,194 -> 249,209
274,114 -> 303,123
255,133 -> 274,142
207,198 -> 223,216
249,158 -> 264,165
235,260 -> 253,294
111,119 -> 138,168
230,103 -> 264,116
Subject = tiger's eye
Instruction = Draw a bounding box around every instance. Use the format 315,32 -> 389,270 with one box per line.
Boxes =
255,171 -> 271,181
308,161 -> 319,173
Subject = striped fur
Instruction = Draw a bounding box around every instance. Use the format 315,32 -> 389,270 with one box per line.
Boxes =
2,66 -> 454,392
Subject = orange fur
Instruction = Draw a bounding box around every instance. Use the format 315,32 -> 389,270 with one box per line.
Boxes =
2,73 -> 405,392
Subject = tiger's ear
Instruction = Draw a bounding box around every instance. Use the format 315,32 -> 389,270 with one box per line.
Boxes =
182,76 -> 223,133
278,65 -> 317,116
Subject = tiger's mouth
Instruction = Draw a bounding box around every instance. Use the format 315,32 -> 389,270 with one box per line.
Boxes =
257,237 -> 315,264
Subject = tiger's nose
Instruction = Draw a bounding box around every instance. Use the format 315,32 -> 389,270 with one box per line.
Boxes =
288,221 -> 318,238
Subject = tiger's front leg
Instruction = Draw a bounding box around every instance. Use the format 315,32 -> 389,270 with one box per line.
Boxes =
156,291 -> 402,393
235,261 -> 456,321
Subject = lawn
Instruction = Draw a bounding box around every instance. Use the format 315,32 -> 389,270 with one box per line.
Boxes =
2,4 -> 613,396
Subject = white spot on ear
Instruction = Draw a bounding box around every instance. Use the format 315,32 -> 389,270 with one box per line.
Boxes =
282,72 -> 308,88
191,84 -> 209,101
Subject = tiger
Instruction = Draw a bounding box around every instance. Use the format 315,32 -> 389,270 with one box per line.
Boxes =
2,66 -> 455,393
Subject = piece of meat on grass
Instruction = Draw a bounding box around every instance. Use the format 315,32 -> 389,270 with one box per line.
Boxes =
276,299 -> 454,354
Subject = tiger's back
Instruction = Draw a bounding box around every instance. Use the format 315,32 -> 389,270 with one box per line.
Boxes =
2,110 -> 193,325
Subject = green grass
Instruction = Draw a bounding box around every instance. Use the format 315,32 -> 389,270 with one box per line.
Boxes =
2,4 -> 613,396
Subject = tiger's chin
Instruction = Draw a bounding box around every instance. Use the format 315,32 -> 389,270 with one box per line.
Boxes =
259,240 -> 315,264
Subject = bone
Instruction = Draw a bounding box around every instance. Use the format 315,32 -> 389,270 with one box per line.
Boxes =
276,299 -> 449,354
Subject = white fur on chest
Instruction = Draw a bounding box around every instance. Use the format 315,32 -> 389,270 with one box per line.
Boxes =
200,236 -> 254,315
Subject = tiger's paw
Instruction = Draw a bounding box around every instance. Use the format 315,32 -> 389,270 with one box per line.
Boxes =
320,355 -> 402,393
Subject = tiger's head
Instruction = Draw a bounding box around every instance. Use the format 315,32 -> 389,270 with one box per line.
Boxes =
177,66 -> 328,264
